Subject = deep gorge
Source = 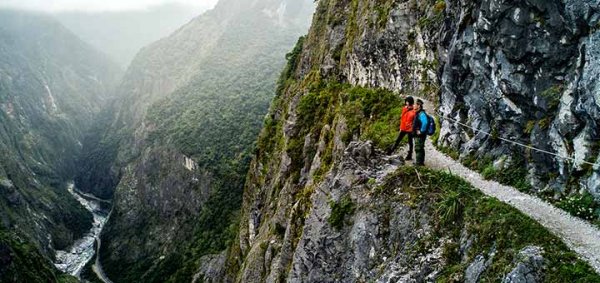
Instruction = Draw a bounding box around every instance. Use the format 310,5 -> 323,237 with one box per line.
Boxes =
1,0 -> 600,282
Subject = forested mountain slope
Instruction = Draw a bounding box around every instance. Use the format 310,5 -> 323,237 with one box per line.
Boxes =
0,10 -> 120,282
75,0 -> 315,281
3,0 -> 598,281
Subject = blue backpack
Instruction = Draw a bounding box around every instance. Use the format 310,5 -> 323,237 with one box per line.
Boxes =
426,113 -> 436,136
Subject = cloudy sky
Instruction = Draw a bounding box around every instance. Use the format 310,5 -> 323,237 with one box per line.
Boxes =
0,0 -> 218,12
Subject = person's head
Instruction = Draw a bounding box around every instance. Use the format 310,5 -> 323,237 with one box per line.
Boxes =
415,99 -> 424,111
405,96 -> 414,106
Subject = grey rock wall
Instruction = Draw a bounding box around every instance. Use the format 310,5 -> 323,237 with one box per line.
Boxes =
438,0 -> 600,197
232,0 -> 599,281
302,0 -> 600,198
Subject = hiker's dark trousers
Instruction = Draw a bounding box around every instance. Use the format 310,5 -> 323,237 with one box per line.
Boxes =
391,131 -> 413,156
415,134 -> 426,165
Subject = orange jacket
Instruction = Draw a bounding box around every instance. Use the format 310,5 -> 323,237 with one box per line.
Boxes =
400,106 -> 416,132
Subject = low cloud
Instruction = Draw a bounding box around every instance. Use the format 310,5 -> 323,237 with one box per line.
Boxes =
0,0 -> 218,12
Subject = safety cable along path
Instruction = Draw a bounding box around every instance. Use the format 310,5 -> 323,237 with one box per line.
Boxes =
416,138 -> 600,274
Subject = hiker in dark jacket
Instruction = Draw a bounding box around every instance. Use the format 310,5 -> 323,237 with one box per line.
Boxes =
387,96 -> 416,159
412,99 -> 428,166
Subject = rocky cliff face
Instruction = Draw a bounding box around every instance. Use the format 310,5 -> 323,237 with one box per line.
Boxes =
277,0 -> 600,214
296,0 -> 600,200
82,1 -> 315,281
223,0 -> 600,281
436,0 -> 600,199
235,139 -> 597,282
0,10 -> 120,282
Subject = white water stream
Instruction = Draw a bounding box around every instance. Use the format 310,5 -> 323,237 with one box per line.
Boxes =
54,183 -> 109,278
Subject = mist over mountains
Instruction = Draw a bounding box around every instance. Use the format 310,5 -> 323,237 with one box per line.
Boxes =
1,0 -> 600,282
1,0 -> 316,281
78,0 -> 316,280
54,3 -> 207,68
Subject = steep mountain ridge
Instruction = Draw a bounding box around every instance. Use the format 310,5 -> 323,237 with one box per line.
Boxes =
0,10 -> 120,282
75,1 -> 315,281
2,0 -> 598,281
282,0 -> 600,216
212,0 -> 600,281
73,5 -> 229,200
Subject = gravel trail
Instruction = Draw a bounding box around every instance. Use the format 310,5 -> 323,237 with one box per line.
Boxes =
415,138 -> 600,274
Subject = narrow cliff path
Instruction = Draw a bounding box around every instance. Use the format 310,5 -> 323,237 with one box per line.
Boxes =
399,138 -> 600,274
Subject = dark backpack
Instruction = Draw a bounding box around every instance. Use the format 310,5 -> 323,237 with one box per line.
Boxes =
426,114 -> 436,136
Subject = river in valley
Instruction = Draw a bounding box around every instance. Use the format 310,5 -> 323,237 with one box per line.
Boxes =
54,183 -> 110,278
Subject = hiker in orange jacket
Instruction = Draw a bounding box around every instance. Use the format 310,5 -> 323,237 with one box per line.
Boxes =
387,96 -> 416,160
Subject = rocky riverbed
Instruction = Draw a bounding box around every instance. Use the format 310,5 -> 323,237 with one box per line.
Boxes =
54,183 -> 109,277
